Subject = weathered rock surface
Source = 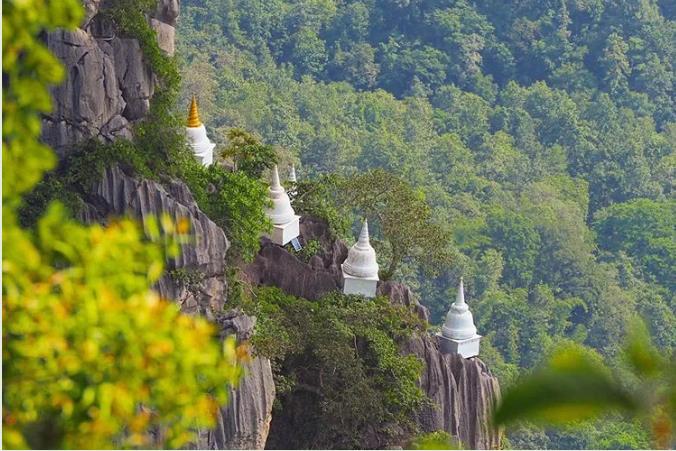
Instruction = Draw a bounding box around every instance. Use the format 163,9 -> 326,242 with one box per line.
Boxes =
404,334 -> 501,450
42,0 -> 177,154
78,164 -> 276,449
190,310 -> 276,450
245,216 -> 501,449
80,164 -> 228,317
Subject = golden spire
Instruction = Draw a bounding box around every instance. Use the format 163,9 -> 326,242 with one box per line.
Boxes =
187,95 -> 202,128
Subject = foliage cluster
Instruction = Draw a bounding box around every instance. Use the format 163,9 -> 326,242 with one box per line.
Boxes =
407,431 -> 461,450
292,173 -> 352,239
4,207 -> 243,449
294,169 -> 453,280
2,0 -> 244,448
286,238 -> 323,263
182,163 -> 271,261
220,128 -> 278,178
234,286 -> 426,448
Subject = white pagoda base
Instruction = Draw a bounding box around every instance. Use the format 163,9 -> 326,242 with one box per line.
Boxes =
437,333 -> 481,359
268,215 -> 300,246
341,268 -> 378,298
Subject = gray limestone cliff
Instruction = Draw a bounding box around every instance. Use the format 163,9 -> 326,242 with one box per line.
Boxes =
244,216 -> 502,449
43,2 -> 275,449
42,0 -> 177,155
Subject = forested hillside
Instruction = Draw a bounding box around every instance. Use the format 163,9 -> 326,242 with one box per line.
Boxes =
177,1 -> 674,448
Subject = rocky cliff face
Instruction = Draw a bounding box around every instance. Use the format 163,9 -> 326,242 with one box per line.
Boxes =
44,2 -> 275,449
42,0 -> 177,155
405,335 -> 501,450
245,217 -> 502,449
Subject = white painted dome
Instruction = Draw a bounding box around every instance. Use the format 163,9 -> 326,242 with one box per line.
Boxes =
266,165 -> 296,225
442,278 -> 478,340
186,124 -> 215,166
288,164 -> 297,183
342,219 -> 379,279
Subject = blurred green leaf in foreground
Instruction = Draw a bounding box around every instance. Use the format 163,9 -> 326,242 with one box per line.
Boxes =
408,431 -> 461,450
494,320 -> 675,449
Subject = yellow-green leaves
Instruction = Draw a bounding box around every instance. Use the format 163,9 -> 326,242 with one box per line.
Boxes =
3,204 -> 244,449
407,431 -> 461,450
2,0 -> 82,208
3,1 -> 244,448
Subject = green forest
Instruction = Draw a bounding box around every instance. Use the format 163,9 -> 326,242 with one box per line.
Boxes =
177,0 -> 675,448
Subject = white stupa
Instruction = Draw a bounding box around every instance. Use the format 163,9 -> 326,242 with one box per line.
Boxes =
438,278 -> 481,358
185,95 -> 215,166
288,164 -> 297,183
341,219 -> 379,298
265,165 -> 300,246
287,164 -> 297,197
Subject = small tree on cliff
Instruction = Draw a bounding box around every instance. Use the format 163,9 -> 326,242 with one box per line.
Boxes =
341,169 -> 453,280
3,1 -> 244,448
220,128 -> 277,178
294,170 -> 453,280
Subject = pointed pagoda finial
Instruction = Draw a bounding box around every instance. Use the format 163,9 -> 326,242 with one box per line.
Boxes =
456,277 -> 466,306
187,94 -> 202,128
288,164 -> 297,183
358,219 -> 370,245
271,165 -> 282,191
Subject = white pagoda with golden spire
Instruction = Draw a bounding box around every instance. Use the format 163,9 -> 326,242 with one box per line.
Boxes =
185,95 -> 215,166
265,165 -> 300,245
341,219 -> 379,298
438,278 -> 481,358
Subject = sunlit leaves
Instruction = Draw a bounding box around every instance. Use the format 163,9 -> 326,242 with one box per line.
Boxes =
2,0 -> 82,209
2,1 -> 244,447
3,203 -> 244,449
408,431 -> 461,450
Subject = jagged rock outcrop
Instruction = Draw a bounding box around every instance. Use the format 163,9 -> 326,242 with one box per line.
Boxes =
78,163 -> 276,449
405,335 -> 501,450
79,164 -> 229,317
244,216 -> 502,449
245,217 -> 428,324
42,0 -> 178,155
45,2 -> 276,449
190,310 -> 276,450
